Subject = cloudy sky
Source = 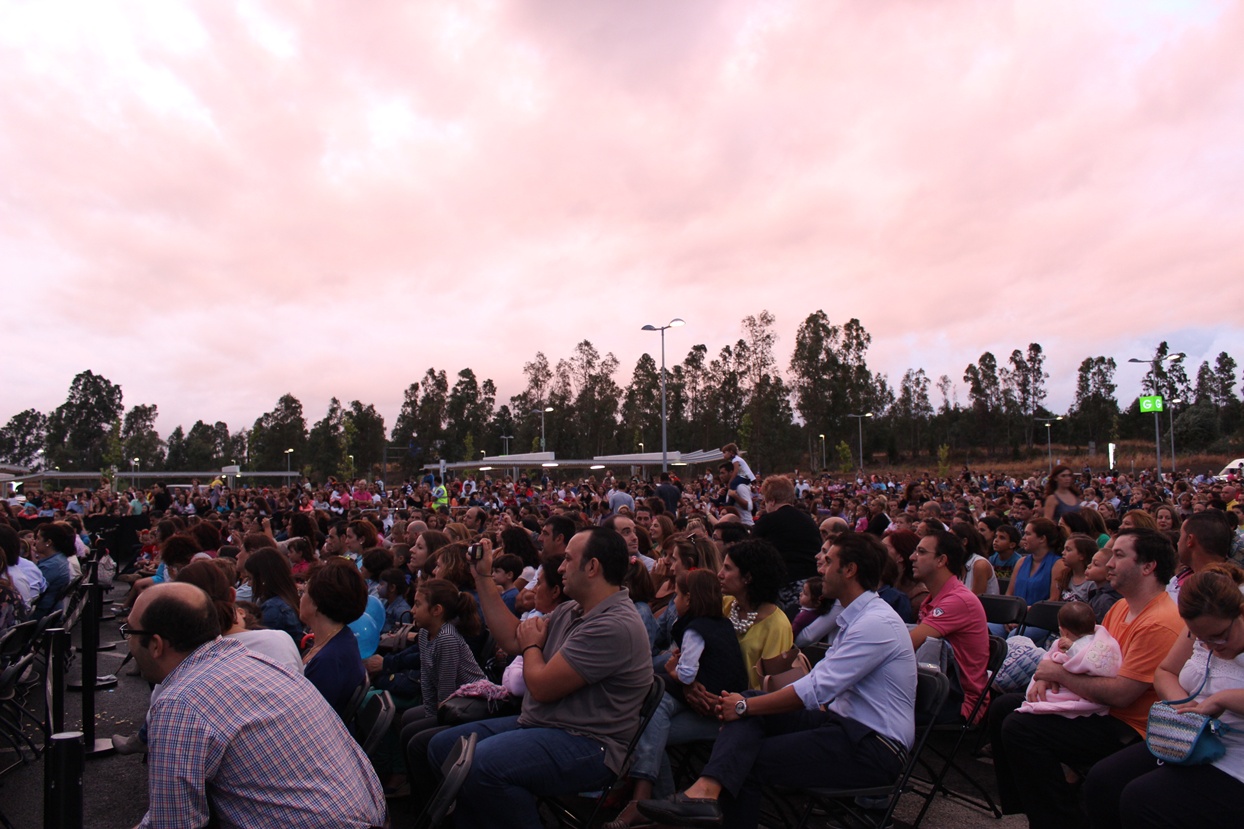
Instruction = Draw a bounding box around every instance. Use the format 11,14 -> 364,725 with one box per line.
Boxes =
3,0 -> 1242,439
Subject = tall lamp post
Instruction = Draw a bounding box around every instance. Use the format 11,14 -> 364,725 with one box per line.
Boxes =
818,434 -> 826,472
1035,416 -> 1064,474
641,317 -> 686,472
1128,352 -> 1185,479
1169,399 -> 1183,477
500,435 -> 513,455
530,407 -> 554,452
131,457 -> 140,489
284,448 -> 294,486
846,413 -> 873,474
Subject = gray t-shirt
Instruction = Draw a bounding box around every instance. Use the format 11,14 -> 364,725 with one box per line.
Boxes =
517,588 -> 652,773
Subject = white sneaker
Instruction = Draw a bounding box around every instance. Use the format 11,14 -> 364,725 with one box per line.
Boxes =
111,733 -> 145,755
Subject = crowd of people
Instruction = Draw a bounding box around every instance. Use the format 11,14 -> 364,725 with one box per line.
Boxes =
2,456 -> 1244,828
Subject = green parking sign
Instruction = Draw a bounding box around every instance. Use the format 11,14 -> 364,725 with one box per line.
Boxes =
1139,395 -> 1165,413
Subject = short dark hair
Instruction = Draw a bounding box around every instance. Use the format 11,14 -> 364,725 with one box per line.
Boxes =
715,522 -> 751,546
139,586 -> 221,652
930,530 -> 968,580
831,532 -> 887,592
541,554 -> 567,595
543,516 -> 576,549
36,522 -> 76,556
1117,527 -> 1177,584
1184,511 -> 1232,561
305,559 -> 368,624
361,548 -> 394,579
492,553 -> 524,581
578,528 -> 629,586
723,539 -> 788,606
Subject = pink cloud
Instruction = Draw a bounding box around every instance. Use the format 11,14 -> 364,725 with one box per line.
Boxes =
2,0 -> 1242,438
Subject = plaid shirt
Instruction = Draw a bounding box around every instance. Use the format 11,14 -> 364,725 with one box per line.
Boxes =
139,637 -> 385,829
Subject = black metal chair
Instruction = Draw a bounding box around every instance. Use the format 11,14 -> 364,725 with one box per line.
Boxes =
342,674 -> 372,738
413,732 -> 478,829
0,653 -> 39,762
353,690 -> 394,758
1020,601 -> 1067,641
911,635 -> 1009,826
542,676 -> 667,829
767,664 -> 951,829
978,594 -> 1027,628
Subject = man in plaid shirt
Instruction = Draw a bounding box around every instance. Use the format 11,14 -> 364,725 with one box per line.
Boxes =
127,582 -> 386,829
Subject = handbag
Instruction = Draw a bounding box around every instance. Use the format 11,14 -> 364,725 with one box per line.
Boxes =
755,646 -> 812,693
1146,654 -> 1232,765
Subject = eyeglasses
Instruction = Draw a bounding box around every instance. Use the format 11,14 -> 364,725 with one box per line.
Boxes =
118,623 -> 153,639
1198,616 -> 1238,647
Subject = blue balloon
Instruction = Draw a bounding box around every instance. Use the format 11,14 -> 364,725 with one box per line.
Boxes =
365,595 -> 386,631
348,613 -> 380,660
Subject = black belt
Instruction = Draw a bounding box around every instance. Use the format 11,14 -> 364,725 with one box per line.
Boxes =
872,732 -> 908,767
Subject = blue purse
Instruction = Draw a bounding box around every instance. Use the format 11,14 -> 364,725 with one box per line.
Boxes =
1146,655 -> 1232,765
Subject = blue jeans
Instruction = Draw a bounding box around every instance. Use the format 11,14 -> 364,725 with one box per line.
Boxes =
427,716 -> 613,829
631,692 -> 721,796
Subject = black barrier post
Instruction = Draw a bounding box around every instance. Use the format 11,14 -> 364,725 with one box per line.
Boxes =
68,581 -> 117,756
44,731 -> 84,829
67,582 -> 118,693
91,583 -> 120,652
47,628 -> 69,736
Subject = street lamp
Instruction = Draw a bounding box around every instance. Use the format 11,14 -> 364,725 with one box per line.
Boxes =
1128,352 -> 1185,479
818,434 -> 826,472
1035,416 -> 1064,474
638,442 -> 644,453
284,448 -> 294,486
530,406 -> 554,452
847,414 -> 873,474
131,457 -> 140,488
1164,398 -> 1184,475
641,317 -> 686,472
500,435 -> 514,455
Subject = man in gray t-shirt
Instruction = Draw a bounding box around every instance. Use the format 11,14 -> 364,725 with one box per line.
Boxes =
428,528 -> 652,829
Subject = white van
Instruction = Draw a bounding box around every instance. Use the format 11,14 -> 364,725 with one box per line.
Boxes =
1216,459 -> 1244,482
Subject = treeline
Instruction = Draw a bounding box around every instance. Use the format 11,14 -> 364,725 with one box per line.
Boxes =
2,312 -> 1241,479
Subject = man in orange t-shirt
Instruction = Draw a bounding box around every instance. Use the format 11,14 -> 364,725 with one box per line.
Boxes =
987,528 -> 1181,829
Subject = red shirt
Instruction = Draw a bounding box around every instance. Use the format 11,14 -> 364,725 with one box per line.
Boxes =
918,576 -> 990,721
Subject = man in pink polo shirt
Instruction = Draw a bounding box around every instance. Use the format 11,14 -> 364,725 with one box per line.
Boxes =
910,529 -> 990,722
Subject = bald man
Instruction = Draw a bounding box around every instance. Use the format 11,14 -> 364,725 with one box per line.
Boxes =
819,516 -> 849,539
128,583 -> 385,828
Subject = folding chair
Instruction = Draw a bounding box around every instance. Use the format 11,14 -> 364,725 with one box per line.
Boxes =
542,676 -> 666,829
413,732 -> 478,829
767,664 -> 951,829
353,690 -> 395,758
978,594 -> 1026,628
911,635 -> 1008,826
0,653 -> 39,761
1020,601 -> 1066,642
342,674 -> 371,735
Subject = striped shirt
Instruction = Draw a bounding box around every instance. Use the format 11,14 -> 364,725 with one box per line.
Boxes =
418,621 -> 486,717
139,637 -> 385,829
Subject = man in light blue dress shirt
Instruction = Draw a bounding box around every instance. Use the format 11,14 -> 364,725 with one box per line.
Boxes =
639,531 -> 917,829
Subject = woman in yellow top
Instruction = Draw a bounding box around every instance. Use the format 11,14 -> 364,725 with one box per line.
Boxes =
717,539 -> 794,689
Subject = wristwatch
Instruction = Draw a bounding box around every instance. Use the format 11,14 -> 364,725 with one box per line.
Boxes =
734,698 -> 749,718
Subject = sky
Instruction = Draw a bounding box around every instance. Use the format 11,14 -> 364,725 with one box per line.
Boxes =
3,0 -> 1243,440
